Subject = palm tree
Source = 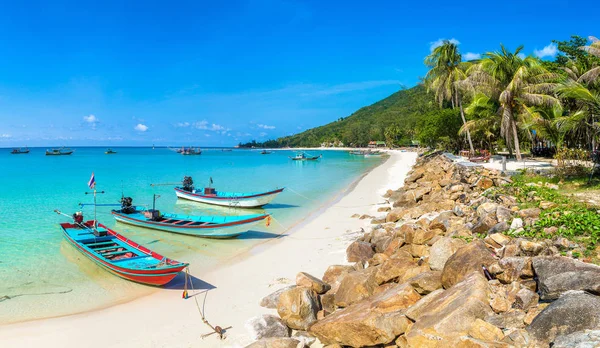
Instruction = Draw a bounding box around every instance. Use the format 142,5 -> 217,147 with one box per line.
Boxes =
556,82 -> 600,149
461,93 -> 501,151
463,45 -> 561,160
424,41 -> 475,154
581,36 -> 600,58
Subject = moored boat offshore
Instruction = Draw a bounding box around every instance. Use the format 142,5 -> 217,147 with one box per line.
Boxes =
46,147 -> 74,156
174,176 -> 284,208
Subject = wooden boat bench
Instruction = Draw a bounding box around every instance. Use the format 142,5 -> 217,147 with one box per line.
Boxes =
101,250 -> 132,257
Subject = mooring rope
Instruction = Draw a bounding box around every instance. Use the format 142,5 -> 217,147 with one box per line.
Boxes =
182,267 -> 231,340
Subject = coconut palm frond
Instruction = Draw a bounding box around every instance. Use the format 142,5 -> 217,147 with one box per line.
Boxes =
520,93 -> 561,108
578,66 -> 600,85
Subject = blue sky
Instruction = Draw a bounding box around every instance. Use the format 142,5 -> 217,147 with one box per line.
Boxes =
0,0 -> 598,146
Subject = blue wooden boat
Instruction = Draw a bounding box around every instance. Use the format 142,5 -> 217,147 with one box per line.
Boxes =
290,152 -> 321,161
112,208 -> 270,238
58,218 -> 188,286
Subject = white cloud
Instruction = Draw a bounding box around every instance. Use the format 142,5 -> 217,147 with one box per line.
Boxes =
134,124 -> 148,132
83,114 -> 98,123
463,52 -> 481,61
534,43 -> 558,59
257,124 -> 276,129
1,133 -> 12,138
175,122 -> 190,128
193,120 -> 227,131
517,53 -> 526,59
430,38 -> 460,52
259,132 -> 267,137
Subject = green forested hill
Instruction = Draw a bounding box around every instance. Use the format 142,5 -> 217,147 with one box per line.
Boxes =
242,84 -> 443,148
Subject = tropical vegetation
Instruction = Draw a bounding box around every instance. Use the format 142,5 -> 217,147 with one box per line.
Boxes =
241,35 -> 600,158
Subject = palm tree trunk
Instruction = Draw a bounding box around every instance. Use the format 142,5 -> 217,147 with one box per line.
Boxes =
511,119 -> 522,161
458,98 -> 475,154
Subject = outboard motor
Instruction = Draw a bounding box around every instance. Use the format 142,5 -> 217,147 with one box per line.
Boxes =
182,176 -> 194,192
120,196 -> 136,214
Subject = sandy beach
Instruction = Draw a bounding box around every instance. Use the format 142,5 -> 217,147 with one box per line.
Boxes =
0,151 -> 417,348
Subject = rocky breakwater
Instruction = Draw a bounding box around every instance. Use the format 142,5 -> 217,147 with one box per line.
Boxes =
245,154 -> 600,347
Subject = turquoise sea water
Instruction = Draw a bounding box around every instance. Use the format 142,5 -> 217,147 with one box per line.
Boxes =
0,147 -> 382,324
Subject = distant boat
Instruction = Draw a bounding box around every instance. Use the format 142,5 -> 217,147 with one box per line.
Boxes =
261,150 -> 273,154
290,152 -> 321,161
46,147 -> 73,156
58,219 -> 188,286
177,147 -> 202,155
112,206 -> 269,238
222,149 -> 233,152
10,147 -> 29,154
105,148 -> 117,154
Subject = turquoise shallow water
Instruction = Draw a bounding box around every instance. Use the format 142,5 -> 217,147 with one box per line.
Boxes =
0,147 -> 381,324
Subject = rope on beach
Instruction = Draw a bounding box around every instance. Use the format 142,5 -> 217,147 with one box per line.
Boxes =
268,214 -> 366,240
182,267 -> 231,340
286,187 -> 317,202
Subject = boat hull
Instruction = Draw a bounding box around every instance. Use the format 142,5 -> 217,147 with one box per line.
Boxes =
174,187 -> 284,208
60,221 -> 187,286
112,211 -> 269,238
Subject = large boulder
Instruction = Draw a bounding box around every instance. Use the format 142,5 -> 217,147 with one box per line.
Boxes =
296,272 -> 330,294
246,337 -> 301,348
533,256 -> 600,300
334,267 -> 378,307
346,241 -> 375,262
245,314 -> 290,340
428,237 -> 465,271
375,258 -> 427,285
527,291 -> 600,344
260,286 -> 296,309
407,271 -> 442,295
405,273 -> 493,346
276,287 -> 320,330
553,330 -> 600,348
322,265 -> 353,293
441,240 -> 496,288
310,283 -> 420,347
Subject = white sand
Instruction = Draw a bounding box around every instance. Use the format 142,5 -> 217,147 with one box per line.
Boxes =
0,151 -> 417,348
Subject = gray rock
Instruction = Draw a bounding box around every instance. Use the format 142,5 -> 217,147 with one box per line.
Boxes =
428,237 -> 465,271
533,256 -> 600,300
260,286 -> 296,309
496,206 -> 513,223
488,221 -> 509,234
510,218 -> 523,230
245,314 -> 290,340
292,331 -> 316,347
553,330 -> 600,348
528,291 -> 600,344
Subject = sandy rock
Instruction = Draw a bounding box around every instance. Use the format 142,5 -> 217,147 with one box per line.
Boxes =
260,286 -> 296,309
405,273 -> 492,346
411,229 -> 437,245
490,294 -> 511,314
533,256 -> 600,300
322,265 -> 353,293
245,314 -> 290,341
513,288 -> 538,310
495,257 -> 533,284
476,177 -> 494,190
407,271 -> 442,295
495,206 -> 513,223
527,291 -> 600,344
334,267 -> 378,307
518,208 -> 541,219
310,283 -> 419,347
386,208 -> 408,223
405,168 -> 425,183
428,237 -> 465,271
472,215 -> 498,234
346,241 -> 375,263
489,233 -> 511,247
477,202 -> 499,218
519,240 -> 544,255
484,309 -> 526,329
368,253 -> 390,267
523,304 -> 546,325
441,240 -> 496,289
296,272 -> 330,294
502,329 -> 534,347
406,244 -> 430,258
245,337 -> 301,348
468,318 -> 504,341
383,237 -> 405,256
277,287 -> 320,330
429,211 -> 453,232
375,258 -> 417,285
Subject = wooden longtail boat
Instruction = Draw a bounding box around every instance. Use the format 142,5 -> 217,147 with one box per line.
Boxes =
105,148 -> 117,154
290,152 -> 321,161
10,147 -> 30,154
174,186 -> 284,208
46,147 -> 74,156
112,209 -> 270,238
260,150 -> 273,154
59,220 -> 188,286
